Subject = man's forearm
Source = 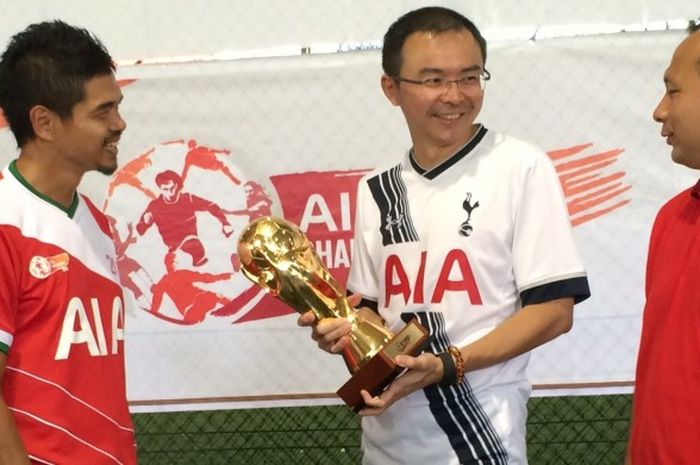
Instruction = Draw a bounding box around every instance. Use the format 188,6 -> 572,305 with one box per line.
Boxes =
0,397 -> 30,465
459,298 -> 574,373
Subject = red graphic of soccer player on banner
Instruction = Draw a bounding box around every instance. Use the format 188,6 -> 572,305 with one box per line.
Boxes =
107,215 -> 154,310
225,180 -> 272,223
136,170 -> 234,267
181,139 -> 241,185
103,147 -> 157,209
149,250 -> 234,325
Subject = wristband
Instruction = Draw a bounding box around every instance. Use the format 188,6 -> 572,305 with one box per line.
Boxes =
438,351 -> 456,386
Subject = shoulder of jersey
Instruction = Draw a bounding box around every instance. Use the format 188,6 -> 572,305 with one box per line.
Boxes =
489,132 -> 549,166
359,159 -> 404,183
0,170 -> 31,219
80,194 -> 113,238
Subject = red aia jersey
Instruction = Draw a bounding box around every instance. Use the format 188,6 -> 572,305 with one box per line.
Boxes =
0,162 -> 136,465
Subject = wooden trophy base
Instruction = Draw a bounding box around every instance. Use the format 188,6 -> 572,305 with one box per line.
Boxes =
336,319 -> 429,412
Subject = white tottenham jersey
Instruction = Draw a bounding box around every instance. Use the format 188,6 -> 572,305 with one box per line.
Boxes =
348,126 -> 590,465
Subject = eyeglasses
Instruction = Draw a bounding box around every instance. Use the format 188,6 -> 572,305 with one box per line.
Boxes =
392,69 -> 491,91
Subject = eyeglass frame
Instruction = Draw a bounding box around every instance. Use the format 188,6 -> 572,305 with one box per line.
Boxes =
390,68 -> 491,91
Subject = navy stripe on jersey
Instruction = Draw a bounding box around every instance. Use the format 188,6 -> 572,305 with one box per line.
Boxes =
520,276 -> 591,306
402,312 -> 508,464
410,125 -> 488,180
367,165 -> 419,246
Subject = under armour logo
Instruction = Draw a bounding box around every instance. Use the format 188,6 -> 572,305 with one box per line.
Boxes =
458,192 -> 479,237
385,212 -> 405,231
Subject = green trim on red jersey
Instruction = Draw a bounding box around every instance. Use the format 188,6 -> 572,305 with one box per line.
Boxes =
8,160 -> 79,218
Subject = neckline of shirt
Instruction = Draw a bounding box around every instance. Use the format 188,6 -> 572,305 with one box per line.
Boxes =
692,178 -> 700,199
409,124 -> 488,180
7,160 -> 79,218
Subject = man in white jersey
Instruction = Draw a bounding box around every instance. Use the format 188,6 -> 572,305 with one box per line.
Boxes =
299,7 -> 590,464
0,21 -> 137,464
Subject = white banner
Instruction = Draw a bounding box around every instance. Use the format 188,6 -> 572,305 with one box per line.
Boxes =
0,30 -> 694,411
1,1 -> 695,62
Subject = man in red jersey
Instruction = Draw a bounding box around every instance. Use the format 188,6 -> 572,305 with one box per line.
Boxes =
626,20 -> 700,465
0,21 -> 137,464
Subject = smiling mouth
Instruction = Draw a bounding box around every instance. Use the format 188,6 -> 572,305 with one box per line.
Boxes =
105,140 -> 119,155
435,113 -> 463,121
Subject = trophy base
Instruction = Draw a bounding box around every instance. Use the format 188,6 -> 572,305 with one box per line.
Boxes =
336,319 -> 429,412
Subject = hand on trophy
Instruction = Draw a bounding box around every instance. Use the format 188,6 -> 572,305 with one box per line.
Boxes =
238,216 -> 429,411
357,352 -> 445,416
298,293 -> 372,354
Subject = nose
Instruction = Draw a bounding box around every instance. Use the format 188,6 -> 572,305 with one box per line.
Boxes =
112,110 -> 127,132
440,81 -> 465,103
653,95 -> 668,123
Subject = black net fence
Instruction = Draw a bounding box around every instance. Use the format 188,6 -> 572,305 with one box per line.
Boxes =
134,394 -> 632,465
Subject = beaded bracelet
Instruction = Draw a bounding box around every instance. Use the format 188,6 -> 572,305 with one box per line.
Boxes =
447,345 -> 465,385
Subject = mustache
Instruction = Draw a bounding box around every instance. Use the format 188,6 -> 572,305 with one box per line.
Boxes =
105,130 -> 124,142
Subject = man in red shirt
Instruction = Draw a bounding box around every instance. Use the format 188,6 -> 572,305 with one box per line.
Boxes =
0,21 -> 137,464
626,21 -> 700,465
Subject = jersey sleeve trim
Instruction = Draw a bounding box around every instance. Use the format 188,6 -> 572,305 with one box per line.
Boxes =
346,289 -> 379,312
0,329 -> 12,354
358,297 -> 378,312
520,276 -> 591,306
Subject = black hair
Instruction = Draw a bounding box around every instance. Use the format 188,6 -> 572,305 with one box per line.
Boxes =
0,20 -> 115,146
382,7 -> 487,77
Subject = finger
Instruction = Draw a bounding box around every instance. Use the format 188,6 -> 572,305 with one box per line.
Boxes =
297,311 -> 317,327
394,354 -> 415,368
360,389 -> 384,408
347,292 -> 363,308
360,389 -> 375,402
322,324 -> 352,344
316,318 -> 351,337
358,390 -> 386,416
329,335 -> 351,353
310,329 -> 321,342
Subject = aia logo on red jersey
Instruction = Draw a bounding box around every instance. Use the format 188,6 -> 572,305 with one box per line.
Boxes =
29,253 -> 69,279
103,139 -> 274,326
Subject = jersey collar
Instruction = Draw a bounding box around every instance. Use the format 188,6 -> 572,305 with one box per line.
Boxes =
692,178 -> 700,199
8,160 -> 79,218
409,125 -> 488,180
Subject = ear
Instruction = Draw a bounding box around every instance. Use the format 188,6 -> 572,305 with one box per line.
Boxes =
380,74 -> 401,107
28,105 -> 60,142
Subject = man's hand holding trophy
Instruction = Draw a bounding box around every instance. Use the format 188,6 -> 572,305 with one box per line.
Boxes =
237,216 -> 428,412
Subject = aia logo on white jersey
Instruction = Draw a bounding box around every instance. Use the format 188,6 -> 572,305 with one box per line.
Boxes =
29,253 -> 69,279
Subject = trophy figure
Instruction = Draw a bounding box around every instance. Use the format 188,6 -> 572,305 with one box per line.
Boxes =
237,216 -> 428,411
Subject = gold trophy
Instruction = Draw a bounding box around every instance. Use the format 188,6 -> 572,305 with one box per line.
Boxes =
237,216 -> 428,411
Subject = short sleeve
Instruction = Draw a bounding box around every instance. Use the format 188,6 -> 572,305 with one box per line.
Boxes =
0,227 -> 20,353
511,149 -> 589,304
347,176 -> 380,303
